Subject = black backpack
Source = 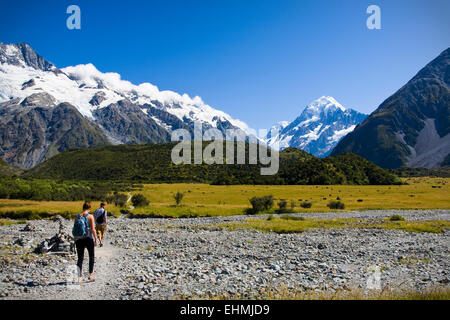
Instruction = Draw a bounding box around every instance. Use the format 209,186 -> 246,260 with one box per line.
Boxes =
96,209 -> 106,224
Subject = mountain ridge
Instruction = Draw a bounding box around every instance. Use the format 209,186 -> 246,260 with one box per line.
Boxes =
266,96 -> 367,157
331,47 -> 450,168
0,42 -> 253,168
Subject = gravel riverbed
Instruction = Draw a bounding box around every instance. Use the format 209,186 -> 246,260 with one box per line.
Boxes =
0,210 -> 449,300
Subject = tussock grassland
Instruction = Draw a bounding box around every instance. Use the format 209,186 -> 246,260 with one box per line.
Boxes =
0,200 -> 122,219
0,218 -> 26,226
131,177 -> 450,217
1,177 -> 449,219
217,216 -> 450,234
184,285 -> 450,300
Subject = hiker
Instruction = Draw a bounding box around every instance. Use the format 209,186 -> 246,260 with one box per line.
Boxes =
94,202 -> 108,247
72,202 -> 97,282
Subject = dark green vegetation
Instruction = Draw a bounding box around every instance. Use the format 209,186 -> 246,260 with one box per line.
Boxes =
332,48 -> 450,169
173,192 -> 184,206
390,167 -> 450,178
0,210 -> 74,220
0,159 -> 22,177
106,193 -> 129,207
247,195 -> 275,215
277,199 -> 289,213
131,194 -> 150,207
327,200 -> 345,210
26,142 -> 401,185
389,215 -> 406,221
300,201 -> 312,208
0,178 -> 140,201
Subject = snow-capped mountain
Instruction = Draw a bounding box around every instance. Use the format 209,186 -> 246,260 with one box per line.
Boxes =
0,42 -> 252,168
266,96 -> 367,157
266,121 -> 289,141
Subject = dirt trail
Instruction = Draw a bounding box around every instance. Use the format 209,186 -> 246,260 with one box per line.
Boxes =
51,240 -> 121,300
127,192 -> 135,211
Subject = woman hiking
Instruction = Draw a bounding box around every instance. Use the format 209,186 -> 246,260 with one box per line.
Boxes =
72,202 -> 97,283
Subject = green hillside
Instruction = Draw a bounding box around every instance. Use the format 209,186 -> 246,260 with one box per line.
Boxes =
0,158 -> 22,177
25,142 -> 401,185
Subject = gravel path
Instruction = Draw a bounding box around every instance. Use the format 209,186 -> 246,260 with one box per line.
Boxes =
1,210 -> 449,300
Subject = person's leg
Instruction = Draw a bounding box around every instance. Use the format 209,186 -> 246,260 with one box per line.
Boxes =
75,239 -> 85,281
100,225 -> 105,244
87,238 -> 95,280
96,225 -> 102,245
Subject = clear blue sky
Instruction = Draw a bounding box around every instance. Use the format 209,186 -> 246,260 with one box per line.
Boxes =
1,0 -> 449,129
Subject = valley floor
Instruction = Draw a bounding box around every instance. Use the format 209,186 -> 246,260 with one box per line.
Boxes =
2,177 -> 449,219
0,210 -> 449,300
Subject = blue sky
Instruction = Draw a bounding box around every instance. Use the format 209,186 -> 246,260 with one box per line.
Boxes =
1,0 -> 449,129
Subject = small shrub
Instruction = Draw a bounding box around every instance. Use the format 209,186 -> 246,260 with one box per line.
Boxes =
248,197 -> 264,214
389,215 -> 405,221
357,199 -> 364,202
327,200 -> 345,210
276,199 -> 289,214
300,201 -> 312,209
278,200 -> 287,210
173,192 -> 184,206
267,214 -> 274,221
131,194 -> 150,207
108,193 -> 128,207
280,215 -> 305,221
262,195 -> 274,210
290,200 -> 296,211
248,195 -> 274,215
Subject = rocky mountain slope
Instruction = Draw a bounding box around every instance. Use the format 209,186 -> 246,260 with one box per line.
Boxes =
331,48 -> 450,169
266,96 -> 367,157
0,42 -> 251,168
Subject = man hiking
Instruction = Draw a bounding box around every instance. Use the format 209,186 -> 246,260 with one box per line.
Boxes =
94,202 -> 108,247
72,202 -> 97,283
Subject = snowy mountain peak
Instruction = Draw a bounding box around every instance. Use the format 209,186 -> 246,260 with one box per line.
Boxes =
305,96 -> 346,113
0,42 -> 251,133
0,42 -> 254,168
266,97 -> 367,157
0,42 -> 57,72
266,121 -> 290,140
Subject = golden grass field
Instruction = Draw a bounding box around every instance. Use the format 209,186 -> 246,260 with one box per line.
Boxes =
185,285 -> 450,300
216,216 -> 450,234
0,177 -> 448,219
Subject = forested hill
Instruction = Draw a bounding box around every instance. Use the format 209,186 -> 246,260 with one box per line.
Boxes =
25,142 -> 401,185
0,158 -> 22,177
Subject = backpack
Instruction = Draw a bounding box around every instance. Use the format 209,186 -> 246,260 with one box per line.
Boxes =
95,209 -> 106,224
72,214 -> 89,239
